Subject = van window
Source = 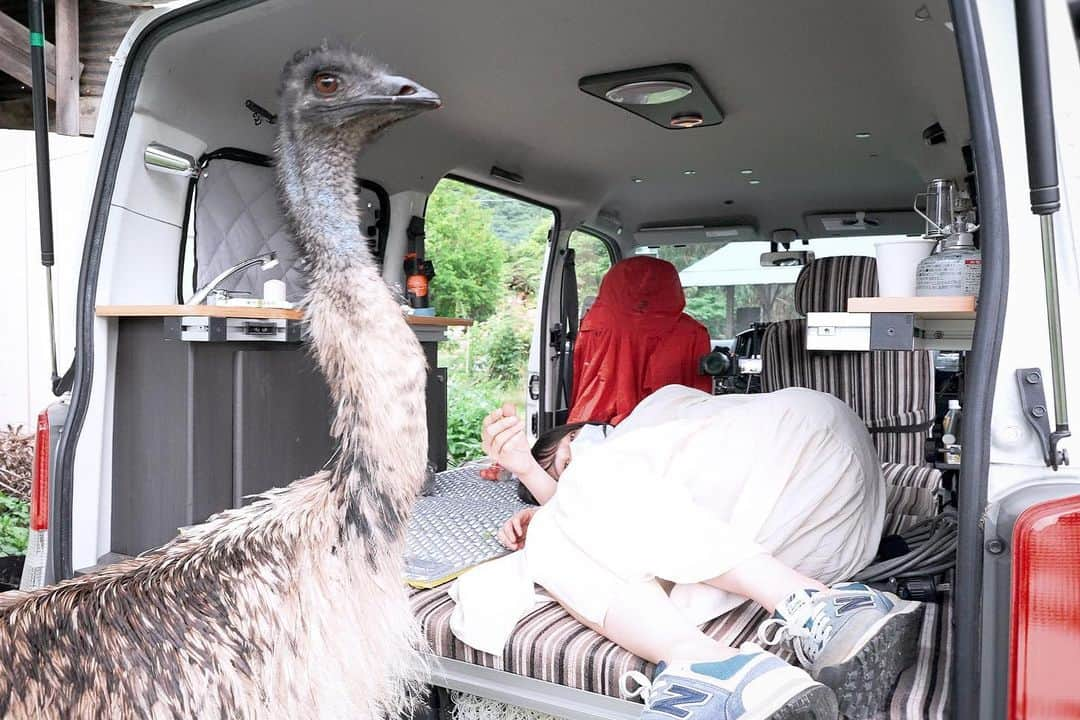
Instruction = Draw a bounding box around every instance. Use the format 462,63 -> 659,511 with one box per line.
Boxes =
568,230 -> 614,319
424,178 -> 554,465
634,236 -> 880,341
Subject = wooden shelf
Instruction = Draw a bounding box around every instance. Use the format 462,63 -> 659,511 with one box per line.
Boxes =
97,304 -> 302,320
847,296 -> 976,318
95,304 -> 472,327
807,295 -> 976,352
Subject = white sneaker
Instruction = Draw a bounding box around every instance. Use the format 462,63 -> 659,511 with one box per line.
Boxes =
622,644 -> 837,720
757,583 -> 924,719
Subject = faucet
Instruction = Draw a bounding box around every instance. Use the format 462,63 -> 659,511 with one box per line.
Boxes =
186,251 -> 280,305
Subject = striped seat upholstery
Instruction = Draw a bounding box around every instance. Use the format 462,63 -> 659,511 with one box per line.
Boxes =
882,461 -> 943,534
411,578 -> 953,718
761,256 -> 935,466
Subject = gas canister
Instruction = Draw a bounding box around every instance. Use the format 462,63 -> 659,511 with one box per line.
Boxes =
915,232 -> 981,297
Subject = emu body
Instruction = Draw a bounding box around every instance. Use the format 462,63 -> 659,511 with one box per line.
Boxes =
0,47 -> 439,719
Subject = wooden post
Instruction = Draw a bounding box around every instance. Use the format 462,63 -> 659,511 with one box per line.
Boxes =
55,0 -> 81,136
0,10 -> 57,98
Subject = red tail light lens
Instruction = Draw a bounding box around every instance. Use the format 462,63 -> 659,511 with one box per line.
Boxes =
1008,493 -> 1080,720
30,410 -> 49,531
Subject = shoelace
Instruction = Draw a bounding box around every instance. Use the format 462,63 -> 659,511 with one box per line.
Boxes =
620,670 -> 665,704
756,602 -> 835,667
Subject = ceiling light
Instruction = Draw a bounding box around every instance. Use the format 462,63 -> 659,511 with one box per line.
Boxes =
739,169 -> 754,175
631,177 -> 646,183
670,112 -> 704,128
748,179 -> 762,185
581,64 -> 724,130
605,80 -> 693,106
683,169 -> 697,176
855,132 -> 872,139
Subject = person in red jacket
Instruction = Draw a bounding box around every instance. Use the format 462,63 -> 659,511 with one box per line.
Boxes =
567,256 -> 712,425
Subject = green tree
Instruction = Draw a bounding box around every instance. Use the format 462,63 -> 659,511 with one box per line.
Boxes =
425,181 -> 507,321
505,219 -> 551,299
570,231 -> 613,307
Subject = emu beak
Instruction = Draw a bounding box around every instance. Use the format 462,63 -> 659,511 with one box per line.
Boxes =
366,75 -> 442,110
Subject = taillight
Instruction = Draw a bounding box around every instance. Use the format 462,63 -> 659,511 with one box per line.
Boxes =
30,410 -> 49,531
1008,493 -> 1080,720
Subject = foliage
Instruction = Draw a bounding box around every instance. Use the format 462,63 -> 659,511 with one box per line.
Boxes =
0,426 -> 31,556
445,380 -> 502,467
569,231 -> 612,306
0,492 -> 29,556
504,220 -> 550,299
425,181 -> 507,322
477,192 -> 551,245
1,425 -> 32,502
469,309 -> 533,388
425,183 -> 618,467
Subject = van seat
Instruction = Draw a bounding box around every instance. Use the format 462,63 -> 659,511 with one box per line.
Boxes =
761,256 -> 935,466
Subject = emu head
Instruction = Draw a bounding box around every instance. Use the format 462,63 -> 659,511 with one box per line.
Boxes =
278,45 -> 441,144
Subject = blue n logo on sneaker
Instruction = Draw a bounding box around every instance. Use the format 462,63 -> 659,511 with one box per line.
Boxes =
650,685 -> 710,718
832,594 -> 875,614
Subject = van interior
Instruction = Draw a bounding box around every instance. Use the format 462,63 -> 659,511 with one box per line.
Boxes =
71,0 -> 979,717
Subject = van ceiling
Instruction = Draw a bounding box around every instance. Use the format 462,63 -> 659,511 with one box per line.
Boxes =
140,0 -> 969,236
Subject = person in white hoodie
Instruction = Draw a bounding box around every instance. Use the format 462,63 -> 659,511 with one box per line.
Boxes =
473,384 -> 921,720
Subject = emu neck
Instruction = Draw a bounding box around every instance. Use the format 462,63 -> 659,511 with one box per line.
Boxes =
276,125 -> 429,546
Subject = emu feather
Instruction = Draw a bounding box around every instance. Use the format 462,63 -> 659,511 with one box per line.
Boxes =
0,46 -> 440,719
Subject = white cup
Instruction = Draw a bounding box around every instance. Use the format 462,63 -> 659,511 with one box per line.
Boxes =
263,278 -> 287,304
874,239 -> 937,296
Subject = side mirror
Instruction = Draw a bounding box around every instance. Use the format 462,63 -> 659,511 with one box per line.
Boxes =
144,143 -> 197,178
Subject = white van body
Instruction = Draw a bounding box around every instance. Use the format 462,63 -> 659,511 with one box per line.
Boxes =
17,0 -> 1080,717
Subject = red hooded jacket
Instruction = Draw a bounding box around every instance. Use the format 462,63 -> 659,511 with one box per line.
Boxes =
567,256 -> 712,425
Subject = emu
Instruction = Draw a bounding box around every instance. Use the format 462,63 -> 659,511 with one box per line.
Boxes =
0,46 -> 441,719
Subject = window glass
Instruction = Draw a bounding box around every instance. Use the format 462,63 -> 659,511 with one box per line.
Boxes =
425,178 -> 554,465
568,230 -> 614,319
634,235 -> 882,342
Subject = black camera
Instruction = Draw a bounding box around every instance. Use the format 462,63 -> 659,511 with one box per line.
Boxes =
699,347 -> 736,377
698,323 -> 769,394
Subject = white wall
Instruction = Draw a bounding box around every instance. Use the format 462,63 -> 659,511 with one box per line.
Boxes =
0,129 -> 94,428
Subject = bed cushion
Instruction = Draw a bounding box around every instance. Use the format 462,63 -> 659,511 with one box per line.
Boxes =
411,580 -> 953,719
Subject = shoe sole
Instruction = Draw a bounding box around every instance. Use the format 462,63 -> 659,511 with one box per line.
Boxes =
815,601 -> 925,720
765,684 -> 840,720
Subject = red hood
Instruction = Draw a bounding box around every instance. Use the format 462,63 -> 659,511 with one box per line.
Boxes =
586,256 -> 686,324
570,256 -> 712,425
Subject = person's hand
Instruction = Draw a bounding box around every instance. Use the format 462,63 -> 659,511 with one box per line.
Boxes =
481,404 -> 534,477
496,507 -> 538,551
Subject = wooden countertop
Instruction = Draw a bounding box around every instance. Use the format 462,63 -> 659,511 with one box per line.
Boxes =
95,304 -> 473,327
846,296 -> 976,318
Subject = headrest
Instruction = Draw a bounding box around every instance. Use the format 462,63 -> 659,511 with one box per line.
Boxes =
794,256 -> 879,315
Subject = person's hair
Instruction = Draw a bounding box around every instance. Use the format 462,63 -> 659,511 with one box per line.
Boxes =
517,421 -> 598,504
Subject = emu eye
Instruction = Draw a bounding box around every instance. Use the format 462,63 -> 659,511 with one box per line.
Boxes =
397,85 -> 417,96
313,72 -> 340,96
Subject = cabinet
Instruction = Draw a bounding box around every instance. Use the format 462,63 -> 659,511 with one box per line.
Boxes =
99,307 -> 466,555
